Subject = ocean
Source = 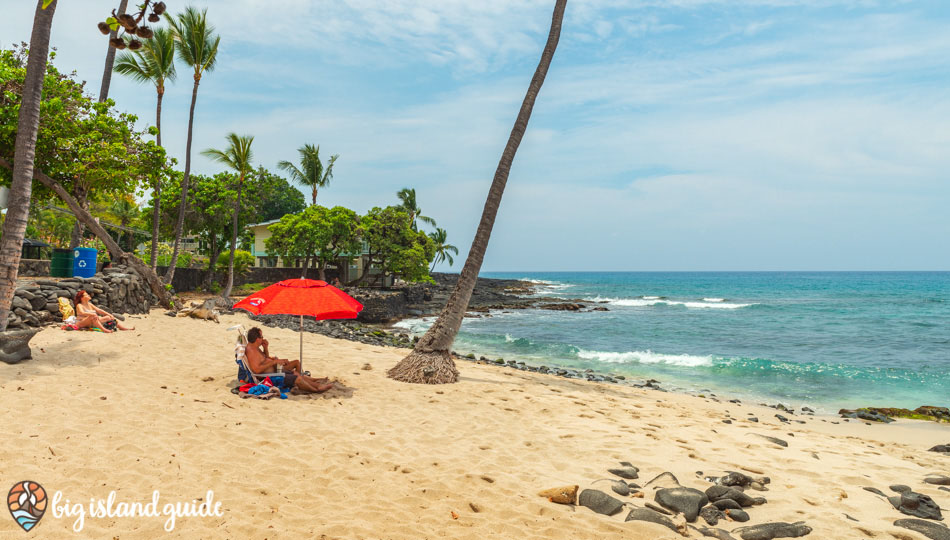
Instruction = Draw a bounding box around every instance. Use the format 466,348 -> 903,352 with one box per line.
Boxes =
395,272 -> 950,413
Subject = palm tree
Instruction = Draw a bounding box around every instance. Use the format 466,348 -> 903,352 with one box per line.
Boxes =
277,144 -> 338,206
397,188 -> 437,231
109,194 -> 139,251
387,0 -> 567,384
97,0 -> 128,102
163,6 -> 220,284
0,0 -> 57,332
115,26 -> 177,270
428,228 -> 458,272
201,133 -> 254,299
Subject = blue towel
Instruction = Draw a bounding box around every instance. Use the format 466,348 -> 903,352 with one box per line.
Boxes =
247,384 -> 269,395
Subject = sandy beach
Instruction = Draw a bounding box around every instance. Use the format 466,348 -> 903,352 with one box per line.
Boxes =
2,309 -> 948,539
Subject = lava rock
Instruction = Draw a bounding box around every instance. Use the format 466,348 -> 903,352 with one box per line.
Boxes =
924,475 -> 950,486
733,521 -> 813,540
713,499 -> 743,511
578,489 -> 625,516
655,487 -> 709,522
726,508 -> 751,522
694,526 -> 739,540
645,471 -> 681,489
0,328 -> 40,365
608,465 -> 639,480
624,508 -> 678,533
893,519 -> 950,540
889,491 -> 942,520
864,486 -> 887,497
700,504 -> 726,526
754,434 -> 788,447
891,485 -> 913,493
721,472 -> 754,487
706,486 -> 757,508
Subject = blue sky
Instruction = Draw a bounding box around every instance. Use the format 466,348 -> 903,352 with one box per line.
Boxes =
3,0 -> 949,271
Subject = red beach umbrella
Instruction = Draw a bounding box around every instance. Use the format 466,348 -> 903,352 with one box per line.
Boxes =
233,278 -> 363,371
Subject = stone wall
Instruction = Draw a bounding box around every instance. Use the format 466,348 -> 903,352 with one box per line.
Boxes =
6,264 -> 158,330
155,266 -> 343,293
17,258 -> 50,277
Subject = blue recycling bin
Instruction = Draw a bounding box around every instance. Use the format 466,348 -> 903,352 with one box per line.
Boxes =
73,247 -> 98,278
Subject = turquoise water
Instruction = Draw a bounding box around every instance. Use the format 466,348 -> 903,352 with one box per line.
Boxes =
397,272 -> 950,412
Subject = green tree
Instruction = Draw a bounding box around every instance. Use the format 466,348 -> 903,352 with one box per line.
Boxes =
164,6 -> 220,284
201,133 -> 254,299
0,0 -> 57,331
357,206 -> 435,286
108,193 -> 139,251
264,209 -> 322,278
388,0 -> 566,384
114,26 -> 177,270
277,143 -> 338,206
254,167 -> 306,222
428,227 -> 458,271
396,187 -> 436,231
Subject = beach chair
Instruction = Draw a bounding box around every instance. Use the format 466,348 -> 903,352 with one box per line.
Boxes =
228,325 -> 282,384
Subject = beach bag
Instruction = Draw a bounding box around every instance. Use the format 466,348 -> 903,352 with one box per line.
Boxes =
57,297 -> 74,320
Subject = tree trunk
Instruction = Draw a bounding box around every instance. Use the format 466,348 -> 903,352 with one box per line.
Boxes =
388,0 -> 566,384
165,76 -> 200,284
149,88 -> 164,270
221,174 -> 244,299
0,158 -> 173,309
317,259 -> 326,281
68,186 -> 88,248
98,0 -> 128,102
0,0 -> 57,332
203,235 -> 221,289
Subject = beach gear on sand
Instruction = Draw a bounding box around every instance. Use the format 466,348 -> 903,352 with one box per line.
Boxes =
230,326 -> 284,384
232,278 -> 363,374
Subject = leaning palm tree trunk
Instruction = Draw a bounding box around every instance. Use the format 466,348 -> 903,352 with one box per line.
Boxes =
388,0 -> 567,384
165,78 -> 200,283
98,0 -> 128,102
221,174 -> 244,299
0,0 -> 57,332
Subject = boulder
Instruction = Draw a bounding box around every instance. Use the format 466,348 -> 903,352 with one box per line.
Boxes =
893,519 -> 950,540
928,444 -> 950,453
655,487 -> 708,522
924,476 -> 950,486
700,505 -> 726,526
578,489 -> 625,516
706,486 -> 757,508
608,465 -> 640,480
889,491 -> 942,520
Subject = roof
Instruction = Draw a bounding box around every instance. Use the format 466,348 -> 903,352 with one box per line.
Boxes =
22,238 -> 50,248
245,218 -> 283,229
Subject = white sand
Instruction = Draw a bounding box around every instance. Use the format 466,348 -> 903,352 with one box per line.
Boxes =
1,309 -> 948,539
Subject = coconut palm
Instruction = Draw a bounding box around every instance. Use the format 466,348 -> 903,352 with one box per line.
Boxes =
201,133 -> 254,299
109,194 -> 139,251
0,0 -> 57,332
396,188 -> 437,231
387,0 -> 567,384
428,228 -> 458,272
97,0 -> 128,102
277,144 -> 338,206
163,6 -> 220,284
115,26 -> 176,270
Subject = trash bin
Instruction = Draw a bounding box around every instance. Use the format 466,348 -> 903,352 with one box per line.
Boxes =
50,248 -> 74,278
73,247 -> 98,278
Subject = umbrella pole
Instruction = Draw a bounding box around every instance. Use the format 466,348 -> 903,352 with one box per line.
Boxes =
299,314 -> 304,374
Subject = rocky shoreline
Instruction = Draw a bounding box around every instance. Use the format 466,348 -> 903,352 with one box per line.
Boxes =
240,274 -> 949,424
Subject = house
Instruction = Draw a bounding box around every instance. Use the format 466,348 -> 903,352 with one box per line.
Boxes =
245,219 -> 387,284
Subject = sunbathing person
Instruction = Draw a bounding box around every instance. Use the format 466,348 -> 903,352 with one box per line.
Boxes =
244,327 -> 333,393
74,290 -> 134,332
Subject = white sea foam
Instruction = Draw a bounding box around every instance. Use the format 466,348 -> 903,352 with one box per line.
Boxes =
703,298 -> 725,302
505,333 -> 516,343
586,296 -> 753,309
577,348 -> 714,367
391,317 -> 435,333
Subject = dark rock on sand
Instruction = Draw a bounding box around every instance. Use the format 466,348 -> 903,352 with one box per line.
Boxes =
754,434 -> 788,447
888,491 -> 943,520
598,479 -> 631,496
578,489 -> 625,516
775,414 -> 789,423
608,465 -> 639,480
713,499 -> 743,511
0,328 -> 40,364
733,521 -> 813,540
655,487 -> 709,522
941,488 -> 950,494
726,508 -> 751,522
891,485 -> 913,493
721,471 -> 755,487
706,486 -> 757,508
924,475 -> 950,486
624,508 -> 678,533
700,505 -> 726,526
838,408 -> 895,423
930,444 -> 950,454
893,519 -> 950,540
693,526 -> 739,540
864,487 -> 887,497
645,501 -> 673,515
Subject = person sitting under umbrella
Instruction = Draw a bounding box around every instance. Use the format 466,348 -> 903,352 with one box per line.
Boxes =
244,327 -> 333,393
